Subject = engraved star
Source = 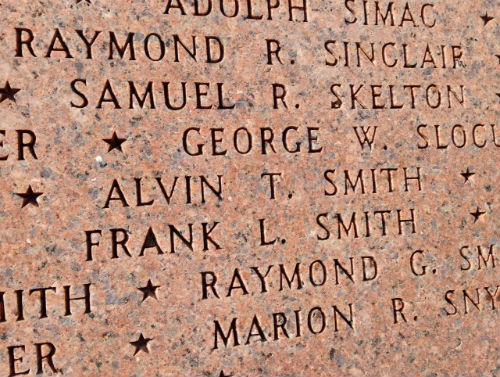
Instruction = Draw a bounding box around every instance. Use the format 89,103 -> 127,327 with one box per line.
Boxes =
15,185 -> 43,208
103,132 -> 127,152
0,81 -> 20,104
130,334 -> 152,355
76,0 -> 91,3
480,12 -> 494,25
495,55 -> 500,64
496,92 -> 500,100
138,280 -> 160,302
470,207 -> 486,223
219,371 -> 234,377
460,168 -> 475,183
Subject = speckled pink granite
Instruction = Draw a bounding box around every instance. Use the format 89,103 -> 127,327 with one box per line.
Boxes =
0,0 -> 499,376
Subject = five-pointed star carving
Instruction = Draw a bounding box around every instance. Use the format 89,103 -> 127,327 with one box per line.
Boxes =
219,371 -> 234,377
470,207 -> 486,222
130,334 -> 152,355
496,55 -> 500,64
496,93 -> 500,100
76,0 -> 91,3
103,132 -> 127,152
460,168 -> 475,183
480,12 -> 494,25
0,81 -> 20,104
138,280 -> 160,302
15,185 -> 43,208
